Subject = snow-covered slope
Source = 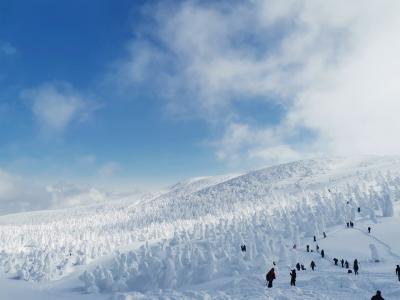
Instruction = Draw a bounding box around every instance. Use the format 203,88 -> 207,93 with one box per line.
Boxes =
1,156 -> 400,299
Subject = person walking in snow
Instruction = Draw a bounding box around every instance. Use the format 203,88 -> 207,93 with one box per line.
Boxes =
371,290 -> 384,300
341,259 -> 344,268
290,269 -> 296,286
358,207 -> 361,213
353,259 -> 359,275
323,232 -> 327,238
396,265 -> 400,281
316,244 -> 320,252
306,245 -> 310,252
350,221 -> 354,228
368,227 -> 371,234
266,268 -> 276,288
301,264 -> 306,270
241,244 -> 246,252
296,263 -> 301,271
310,260 -> 316,271
321,249 -> 325,258
333,258 -> 338,266
345,260 -> 349,269
313,235 -> 316,242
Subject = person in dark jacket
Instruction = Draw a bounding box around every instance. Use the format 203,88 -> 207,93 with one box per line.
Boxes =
306,245 -> 310,252
341,259 -> 344,268
333,258 -> 338,265
301,264 -> 306,270
321,249 -> 325,258
296,263 -> 301,271
241,245 -> 246,252
290,269 -> 296,286
358,207 -> 361,213
313,235 -> 316,242
368,227 -> 371,234
396,265 -> 400,281
371,290 -> 384,300
266,268 -> 276,288
316,244 -> 320,252
353,259 -> 359,275
350,221 -> 354,228
323,232 -> 327,238
310,260 -> 316,271
345,260 -> 349,269
346,222 -> 350,228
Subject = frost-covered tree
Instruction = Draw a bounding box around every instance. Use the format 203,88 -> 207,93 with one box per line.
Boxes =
381,193 -> 394,217
369,244 -> 380,262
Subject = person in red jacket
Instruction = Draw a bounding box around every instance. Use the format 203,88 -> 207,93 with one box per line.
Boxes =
266,268 -> 276,288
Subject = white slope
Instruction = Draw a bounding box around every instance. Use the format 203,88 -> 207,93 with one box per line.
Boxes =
0,156 -> 400,299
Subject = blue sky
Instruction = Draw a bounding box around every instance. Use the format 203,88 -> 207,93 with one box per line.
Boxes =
0,0 -> 235,187
1,0 -> 400,192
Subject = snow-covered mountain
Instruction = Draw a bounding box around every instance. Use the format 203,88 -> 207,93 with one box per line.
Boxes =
1,156 -> 400,299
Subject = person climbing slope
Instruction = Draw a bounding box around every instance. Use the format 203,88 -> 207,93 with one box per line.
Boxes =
290,269 -> 296,286
396,265 -> 400,281
321,249 -> 325,258
310,260 -> 316,271
266,268 -> 276,288
354,259 -> 359,275
296,263 -> 300,271
368,226 -> 371,234
333,258 -> 338,266
341,259 -> 344,268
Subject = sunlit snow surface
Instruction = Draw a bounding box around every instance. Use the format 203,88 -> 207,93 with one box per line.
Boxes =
1,156 -> 400,299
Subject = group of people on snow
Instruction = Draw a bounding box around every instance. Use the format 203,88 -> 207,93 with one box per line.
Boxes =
346,221 -> 355,228
259,199 -> 395,299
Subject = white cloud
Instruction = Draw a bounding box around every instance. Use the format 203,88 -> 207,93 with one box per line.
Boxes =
117,0 -> 400,166
0,168 -> 140,215
0,168 -> 51,214
21,82 -> 98,133
214,122 -> 302,167
97,161 -> 120,177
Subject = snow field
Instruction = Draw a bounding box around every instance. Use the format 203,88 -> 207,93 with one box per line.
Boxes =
1,156 -> 400,299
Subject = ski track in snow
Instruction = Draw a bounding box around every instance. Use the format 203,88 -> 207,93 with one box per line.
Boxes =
353,226 -> 400,260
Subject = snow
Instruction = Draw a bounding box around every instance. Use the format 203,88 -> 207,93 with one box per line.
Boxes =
1,156 -> 400,299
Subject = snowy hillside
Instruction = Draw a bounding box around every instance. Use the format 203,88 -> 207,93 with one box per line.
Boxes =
1,156 -> 400,299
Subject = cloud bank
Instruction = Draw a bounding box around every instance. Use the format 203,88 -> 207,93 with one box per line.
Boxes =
0,168 -> 138,215
118,0 -> 400,166
21,82 -> 99,133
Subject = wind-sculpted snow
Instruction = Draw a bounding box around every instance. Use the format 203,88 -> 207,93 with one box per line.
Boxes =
1,156 -> 400,299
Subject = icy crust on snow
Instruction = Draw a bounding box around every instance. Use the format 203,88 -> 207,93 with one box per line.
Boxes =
1,156 -> 400,298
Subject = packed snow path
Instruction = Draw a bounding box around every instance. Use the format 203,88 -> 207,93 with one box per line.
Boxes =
353,226 -> 400,260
